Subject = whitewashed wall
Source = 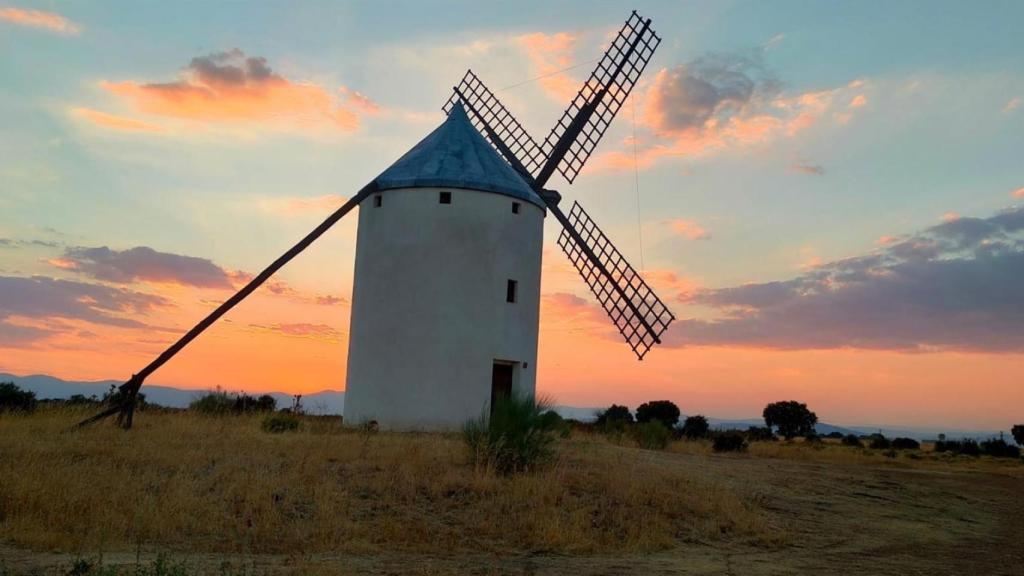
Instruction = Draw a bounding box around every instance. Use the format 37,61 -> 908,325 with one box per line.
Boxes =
343,186 -> 544,430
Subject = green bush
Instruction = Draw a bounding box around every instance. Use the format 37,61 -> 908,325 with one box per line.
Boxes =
189,389 -> 276,415
868,434 -> 891,450
463,394 -> 555,475
261,413 -> 301,433
891,437 -> 920,450
633,420 -> 671,450
0,382 -> 36,413
679,415 -> 710,439
539,410 -> 571,438
635,400 -> 681,428
595,404 -> 633,427
189,390 -> 235,415
712,432 -> 748,453
745,426 -> 776,442
979,438 -> 1021,458
841,434 -> 862,447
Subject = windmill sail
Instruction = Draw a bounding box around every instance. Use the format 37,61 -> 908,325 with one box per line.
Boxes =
445,12 -> 673,360
537,11 -> 661,185
557,201 -> 674,359
443,70 -> 546,179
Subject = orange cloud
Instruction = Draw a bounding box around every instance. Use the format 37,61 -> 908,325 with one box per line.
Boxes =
0,7 -> 79,34
667,218 -> 711,240
591,67 -> 868,173
516,32 -> 580,101
73,107 -> 163,132
257,194 -> 346,215
1004,97 -> 1021,113
93,50 -> 369,133
1012,187 -> 1024,199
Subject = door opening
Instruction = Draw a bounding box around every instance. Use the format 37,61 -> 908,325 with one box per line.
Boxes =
490,361 -> 514,417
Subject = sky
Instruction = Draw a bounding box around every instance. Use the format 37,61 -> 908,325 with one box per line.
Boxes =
1,1 -> 1023,429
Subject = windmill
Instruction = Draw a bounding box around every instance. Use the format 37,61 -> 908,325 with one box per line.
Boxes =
80,11 -> 673,430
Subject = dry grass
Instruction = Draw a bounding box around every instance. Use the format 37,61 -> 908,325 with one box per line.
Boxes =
0,408 -> 776,557
668,436 -> 1024,475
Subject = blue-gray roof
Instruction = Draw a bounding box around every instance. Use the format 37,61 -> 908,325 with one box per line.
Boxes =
371,103 -> 545,208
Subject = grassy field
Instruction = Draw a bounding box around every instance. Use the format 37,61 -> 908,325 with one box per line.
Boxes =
1,408 -> 1022,575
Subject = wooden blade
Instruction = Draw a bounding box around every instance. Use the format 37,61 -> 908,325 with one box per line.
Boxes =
557,201 -> 675,360
537,11 -> 661,186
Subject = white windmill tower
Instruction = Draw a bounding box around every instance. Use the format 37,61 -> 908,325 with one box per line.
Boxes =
80,12 -> 673,431
342,104 -> 547,429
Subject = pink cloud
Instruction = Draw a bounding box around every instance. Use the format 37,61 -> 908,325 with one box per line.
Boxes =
515,32 -> 580,101
590,59 -> 866,173
0,7 -> 79,34
1012,187 -> 1024,199
667,218 -> 711,240
92,50 -> 373,133
73,108 -> 163,132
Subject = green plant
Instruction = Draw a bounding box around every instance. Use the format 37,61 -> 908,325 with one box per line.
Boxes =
539,410 -> 571,438
745,426 -> 776,442
763,400 -> 818,440
633,420 -> 671,450
189,389 -> 235,415
1011,425 -> 1024,446
891,437 -> 920,450
712,433 -> 748,453
0,382 -> 36,413
679,415 -> 709,440
463,394 -> 555,475
979,438 -> 1021,458
635,400 -> 681,428
841,434 -> 862,447
868,434 -> 891,450
261,413 -> 301,433
594,404 -> 633,427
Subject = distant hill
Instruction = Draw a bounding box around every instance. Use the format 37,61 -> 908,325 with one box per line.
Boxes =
0,373 -> 344,415
0,373 -> 1007,440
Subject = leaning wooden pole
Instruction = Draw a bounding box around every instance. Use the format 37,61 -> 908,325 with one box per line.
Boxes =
77,182 -> 378,430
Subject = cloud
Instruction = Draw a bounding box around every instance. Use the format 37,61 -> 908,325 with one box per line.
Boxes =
53,246 -> 236,289
73,107 -> 163,132
666,218 -> 712,240
515,32 -> 580,101
643,53 -> 773,135
249,322 -> 342,341
790,162 -> 825,175
1004,97 -> 1021,113
0,275 -> 170,346
257,194 -> 345,215
94,49 -> 372,133
0,7 -> 80,34
1013,187 -> 1024,199
590,49 -> 868,172
667,206 -> 1024,353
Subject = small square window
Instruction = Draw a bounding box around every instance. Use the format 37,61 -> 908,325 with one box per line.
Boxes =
439,191 -> 452,204
374,195 -> 382,208
506,279 -> 518,303
512,202 -> 520,214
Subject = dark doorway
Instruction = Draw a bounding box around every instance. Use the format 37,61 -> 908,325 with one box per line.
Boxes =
491,362 -> 514,417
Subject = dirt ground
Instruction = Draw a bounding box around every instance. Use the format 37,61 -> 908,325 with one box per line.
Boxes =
3,439 -> 1022,576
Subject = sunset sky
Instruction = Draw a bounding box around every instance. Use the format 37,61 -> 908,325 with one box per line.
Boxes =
2,1 -> 1022,429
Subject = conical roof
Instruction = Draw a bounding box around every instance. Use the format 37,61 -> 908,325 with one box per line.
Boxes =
371,104 -> 544,208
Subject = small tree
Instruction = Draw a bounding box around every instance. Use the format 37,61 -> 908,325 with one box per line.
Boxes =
762,400 -> 818,440
635,400 -> 681,428
595,404 -> 633,427
1012,425 -> 1024,446
679,415 -> 710,439
0,382 -> 37,413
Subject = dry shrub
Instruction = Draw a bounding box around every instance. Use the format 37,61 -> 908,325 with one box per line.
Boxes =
0,407 -> 779,556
